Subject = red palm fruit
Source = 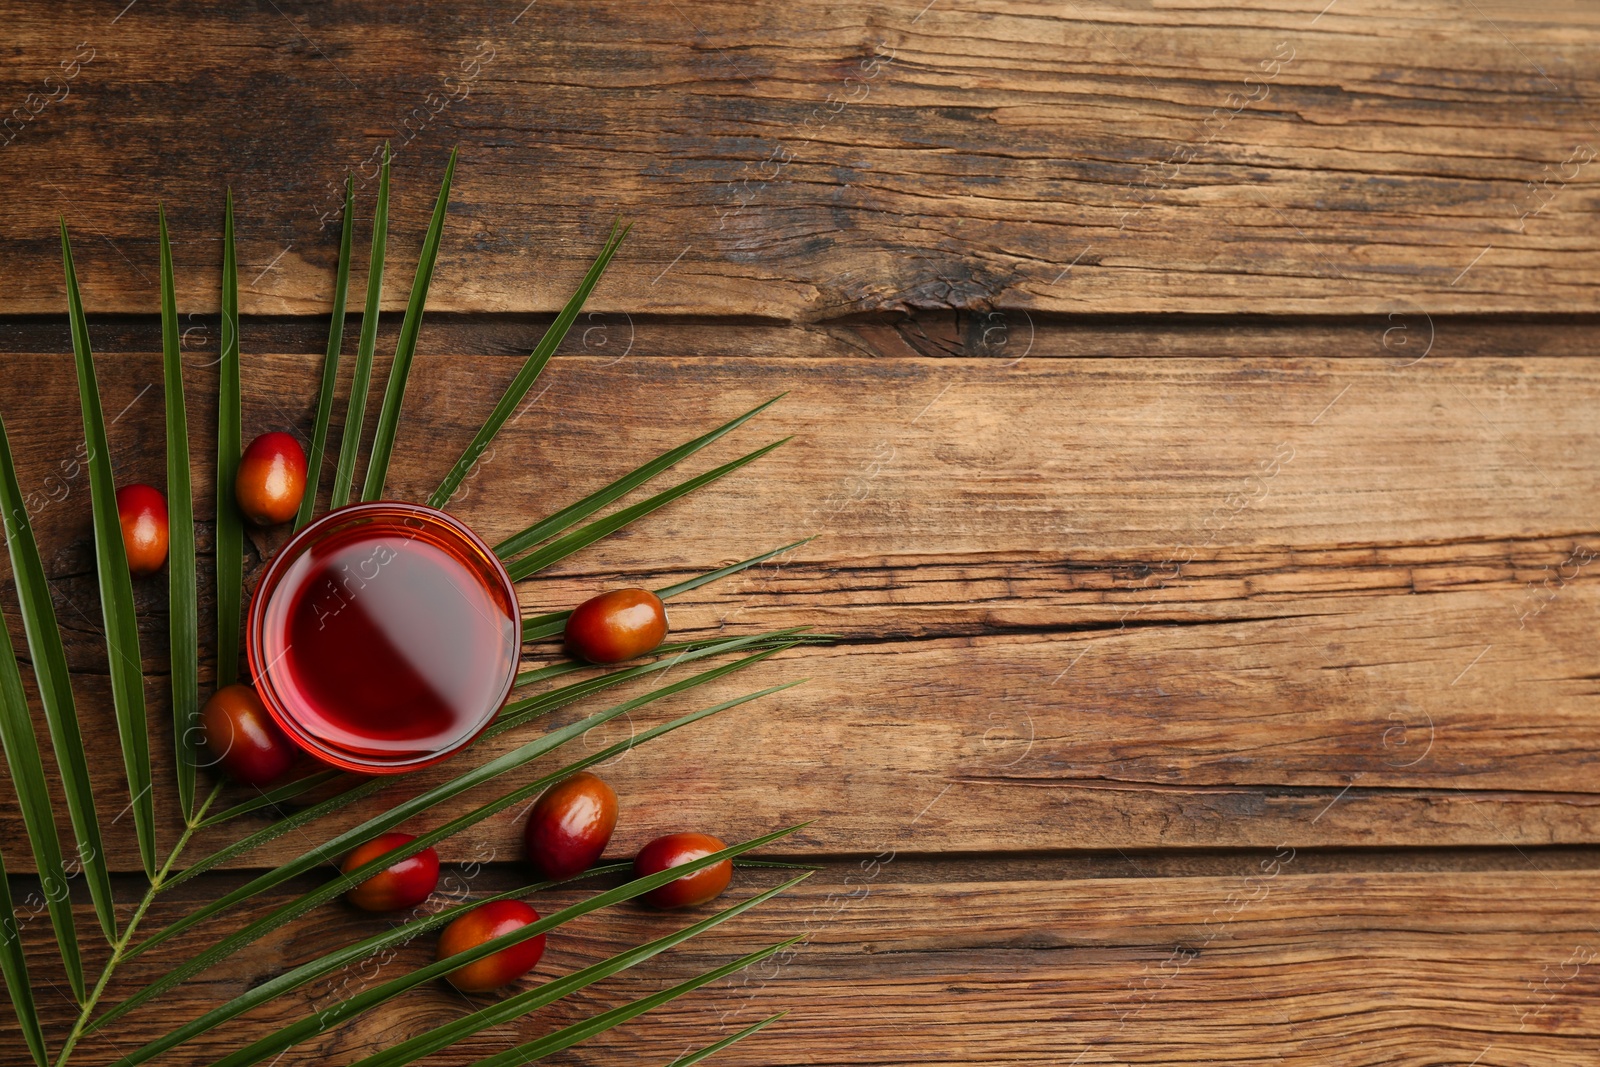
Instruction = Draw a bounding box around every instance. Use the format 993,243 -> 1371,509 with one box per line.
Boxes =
199,683 -> 295,786
523,771 -> 618,880
236,432 -> 307,526
116,483 -> 168,576
436,900 -> 546,992
341,831 -> 440,912
633,832 -> 732,909
563,588 -> 667,664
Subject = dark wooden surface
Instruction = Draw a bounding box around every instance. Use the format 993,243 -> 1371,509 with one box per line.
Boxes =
5,1 -> 1600,318
4,2 -> 1600,1065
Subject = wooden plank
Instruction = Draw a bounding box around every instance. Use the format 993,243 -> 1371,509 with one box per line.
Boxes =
2,2 -> 1599,317
2,348 -> 1596,568
8,311 -> 1600,364
0,343 -> 1596,865
17,610 -> 1600,866
8,866 -> 1600,1065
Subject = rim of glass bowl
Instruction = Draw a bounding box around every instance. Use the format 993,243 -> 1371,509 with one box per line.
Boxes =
245,500 -> 521,774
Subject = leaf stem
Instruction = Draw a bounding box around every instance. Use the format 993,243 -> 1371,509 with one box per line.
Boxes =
54,783 -> 223,1067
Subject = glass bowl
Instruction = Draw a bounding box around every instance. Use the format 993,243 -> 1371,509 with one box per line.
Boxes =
246,501 -> 521,774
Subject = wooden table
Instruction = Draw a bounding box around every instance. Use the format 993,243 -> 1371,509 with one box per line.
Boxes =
3,1 -> 1599,1064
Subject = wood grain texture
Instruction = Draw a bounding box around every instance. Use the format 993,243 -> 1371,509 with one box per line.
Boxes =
4,311 -> 1598,363
4,0 -> 1599,1061
2,1 -> 1600,317
6,865 -> 1600,1066
1,338 -> 1596,867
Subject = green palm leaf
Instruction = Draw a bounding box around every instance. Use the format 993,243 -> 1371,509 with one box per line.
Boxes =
61,222 -> 158,879
0,414 -> 115,940
653,538 -> 812,599
208,837 -> 802,1067
362,147 -> 458,500
159,205 -> 200,818
0,600 -> 84,999
108,868 -> 626,1067
135,660 -> 790,950
332,143 -> 389,508
161,775 -> 385,892
194,768 -> 344,828
214,192 -> 244,689
430,219 -> 630,509
522,537 -> 812,642
493,395 -> 783,561
665,1013 -> 789,1067
345,879 -> 807,1067
39,159 -> 814,1067
507,439 -> 789,582
0,846 -> 48,1067
506,627 -> 814,692
101,701 -> 799,1032
163,632 -> 799,888
486,630 -> 807,739
297,175 -> 356,530
469,938 -> 805,1067
108,667 -> 795,1010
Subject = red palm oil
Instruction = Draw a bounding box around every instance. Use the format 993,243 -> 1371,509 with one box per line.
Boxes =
248,502 -> 520,773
